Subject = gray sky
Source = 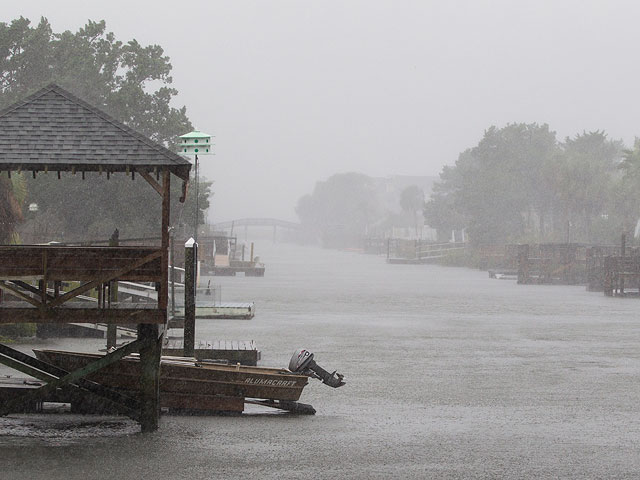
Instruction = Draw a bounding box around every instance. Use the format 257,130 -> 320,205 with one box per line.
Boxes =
4,1 -> 640,222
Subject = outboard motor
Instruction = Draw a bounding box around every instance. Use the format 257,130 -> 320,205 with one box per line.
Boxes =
289,349 -> 345,388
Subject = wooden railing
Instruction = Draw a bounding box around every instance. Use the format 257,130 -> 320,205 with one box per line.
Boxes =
0,245 -> 165,324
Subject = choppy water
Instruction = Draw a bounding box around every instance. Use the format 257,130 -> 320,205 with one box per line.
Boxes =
2,243 -> 640,479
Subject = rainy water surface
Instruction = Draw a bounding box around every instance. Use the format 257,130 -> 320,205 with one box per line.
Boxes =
2,243 -> 640,479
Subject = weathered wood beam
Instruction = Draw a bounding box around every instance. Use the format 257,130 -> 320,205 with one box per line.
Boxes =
10,280 -> 54,301
0,307 -> 166,324
0,340 -> 149,418
0,344 -> 137,413
160,169 -> 170,312
140,170 -> 163,196
138,323 -> 161,432
180,180 -> 188,203
47,250 -> 162,308
0,351 -> 137,418
0,281 -> 44,309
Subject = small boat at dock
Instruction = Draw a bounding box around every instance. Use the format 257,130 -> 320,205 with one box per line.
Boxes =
34,349 -> 311,413
33,348 -> 344,414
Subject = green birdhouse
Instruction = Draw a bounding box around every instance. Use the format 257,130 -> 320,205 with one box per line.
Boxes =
178,130 -> 213,156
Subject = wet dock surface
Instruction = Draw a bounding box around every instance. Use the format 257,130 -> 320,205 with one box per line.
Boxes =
2,244 -> 640,479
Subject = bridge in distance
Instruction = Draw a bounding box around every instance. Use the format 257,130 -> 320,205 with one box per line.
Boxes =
212,218 -> 301,242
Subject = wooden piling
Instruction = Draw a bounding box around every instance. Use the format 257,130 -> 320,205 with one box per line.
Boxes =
184,239 -> 196,358
138,323 -> 161,432
620,233 -> 626,296
517,244 -> 529,284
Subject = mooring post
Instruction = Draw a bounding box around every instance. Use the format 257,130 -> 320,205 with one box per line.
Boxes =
517,244 -> 529,284
170,231 -> 176,318
620,233 -> 626,296
138,323 -> 161,433
184,238 -> 197,358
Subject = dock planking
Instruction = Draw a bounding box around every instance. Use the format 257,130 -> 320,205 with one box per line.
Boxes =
163,339 -> 261,366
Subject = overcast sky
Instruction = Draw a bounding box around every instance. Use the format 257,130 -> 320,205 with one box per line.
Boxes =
4,1 -> 640,222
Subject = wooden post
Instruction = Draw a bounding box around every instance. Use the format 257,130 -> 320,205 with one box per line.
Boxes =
517,244 -> 529,284
170,231 -> 176,318
107,229 -> 119,349
621,233 -> 626,296
160,169 -> 170,311
138,323 -> 161,433
604,256 -> 613,296
138,169 -> 169,433
184,238 -> 196,358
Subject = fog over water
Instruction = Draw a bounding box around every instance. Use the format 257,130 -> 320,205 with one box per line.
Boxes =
3,3 -> 640,476
2,243 -> 640,478
5,1 -> 640,220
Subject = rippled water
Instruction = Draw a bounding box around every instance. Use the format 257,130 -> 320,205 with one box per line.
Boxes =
2,243 -> 640,479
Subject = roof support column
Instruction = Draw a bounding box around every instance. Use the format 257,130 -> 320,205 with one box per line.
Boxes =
160,168 -> 170,311
138,168 -> 170,433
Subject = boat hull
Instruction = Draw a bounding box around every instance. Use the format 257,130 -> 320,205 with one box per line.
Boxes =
33,350 -> 308,403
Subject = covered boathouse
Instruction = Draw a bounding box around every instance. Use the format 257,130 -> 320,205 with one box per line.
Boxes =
0,84 -> 191,432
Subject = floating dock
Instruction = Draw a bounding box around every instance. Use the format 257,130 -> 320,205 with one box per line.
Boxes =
163,339 -> 261,366
170,302 -> 255,321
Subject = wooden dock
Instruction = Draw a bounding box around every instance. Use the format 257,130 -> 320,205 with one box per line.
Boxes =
163,339 -> 261,366
212,263 -> 266,276
169,302 -> 255,322
603,255 -> 640,297
386,239 -> 467,264
585,245 -> 626,292
517,243 -> 587,285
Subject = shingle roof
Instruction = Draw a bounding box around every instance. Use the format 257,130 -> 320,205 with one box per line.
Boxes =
0,84 -> 191,181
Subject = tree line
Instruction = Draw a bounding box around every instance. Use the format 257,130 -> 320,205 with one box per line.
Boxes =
425,123 -> 640,246
296,124 -> 640,250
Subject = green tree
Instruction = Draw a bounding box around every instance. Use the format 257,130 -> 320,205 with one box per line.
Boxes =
399,185 -> 424,237
616,137 -> 640,238
426,123 -> 558,245
0,17 -> 190,145
550,131 -> 622,243
0,17 -> 205,240
423,164 -> 468,241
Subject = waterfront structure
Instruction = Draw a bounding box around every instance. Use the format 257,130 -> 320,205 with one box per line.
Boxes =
0,84 -> 191,432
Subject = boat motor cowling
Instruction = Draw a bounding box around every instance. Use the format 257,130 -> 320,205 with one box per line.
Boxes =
289,349 -> 345,388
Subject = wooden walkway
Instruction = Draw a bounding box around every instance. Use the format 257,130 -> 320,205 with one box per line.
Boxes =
387,239 -> 466,264
604,255 -> 640,297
